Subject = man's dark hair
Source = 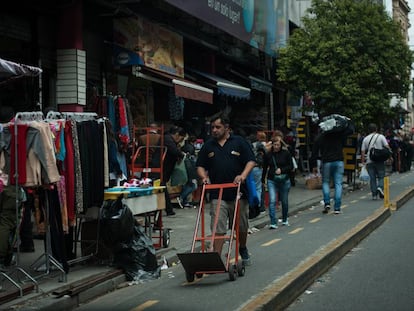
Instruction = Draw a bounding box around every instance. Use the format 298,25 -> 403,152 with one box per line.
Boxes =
368,123 -> 377,133
169,125 -> 186,136
210,114 -> 230,127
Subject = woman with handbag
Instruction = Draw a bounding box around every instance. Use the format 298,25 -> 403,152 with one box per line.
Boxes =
261,137 -> 293,229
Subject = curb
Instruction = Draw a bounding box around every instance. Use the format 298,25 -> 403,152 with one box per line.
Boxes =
239,186 -> 414,311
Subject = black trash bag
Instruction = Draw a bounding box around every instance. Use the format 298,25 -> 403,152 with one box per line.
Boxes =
113,224 -> 161,282
99,196 -> 134,246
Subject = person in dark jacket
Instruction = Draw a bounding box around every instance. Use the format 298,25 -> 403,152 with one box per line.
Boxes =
310,127 -> 352,214
261,137 -> 293,228
162,126 -> 186,216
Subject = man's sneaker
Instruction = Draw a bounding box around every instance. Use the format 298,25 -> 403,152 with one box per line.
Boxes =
239,247 -> 251,266
323,204 -> 330,214
176,197 -> 185,209
334,210 -> 342,214
282,221 -> 290,226
377,187 -> 384,199
269,224 -> 278,230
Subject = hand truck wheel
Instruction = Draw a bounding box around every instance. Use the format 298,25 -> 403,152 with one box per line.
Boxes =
186,272 -> 195,283
228,264 -> 238,281
162,229 -> 170,248
237,261 -> 245,277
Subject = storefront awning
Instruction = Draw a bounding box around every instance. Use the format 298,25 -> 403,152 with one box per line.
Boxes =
133,66 -> 213,104
190,69 -> 251,99
249,75 -> 272,94
0,58 -> 42,84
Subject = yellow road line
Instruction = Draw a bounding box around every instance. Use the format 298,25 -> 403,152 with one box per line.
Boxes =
309,218 -> 320,223
262,238 -> 281,246
288,228 -> 303,234
131,300 -> 158,311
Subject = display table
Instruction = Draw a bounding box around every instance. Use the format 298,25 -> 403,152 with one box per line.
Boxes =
122,192 -> 165,215
103,188 -> 169,249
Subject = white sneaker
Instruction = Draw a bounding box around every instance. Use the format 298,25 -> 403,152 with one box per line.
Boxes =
176,197 -> 185,209
282,221 -> 290,226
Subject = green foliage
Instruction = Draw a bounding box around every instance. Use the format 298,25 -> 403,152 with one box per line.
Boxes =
277,0 -> 413,128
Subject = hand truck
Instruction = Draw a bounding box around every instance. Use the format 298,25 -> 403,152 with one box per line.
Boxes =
177,183 -> 245,282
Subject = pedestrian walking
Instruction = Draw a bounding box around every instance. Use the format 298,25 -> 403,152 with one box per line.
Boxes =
160,125 -> 187,216
176,135 -> 198,208
261,137 -> 293,229
251,131 -> 270,214
196,115 -> 256,266
310,118 -> 354,214
361,123 -> 391,200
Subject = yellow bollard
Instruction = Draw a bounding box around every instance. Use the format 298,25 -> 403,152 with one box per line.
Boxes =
383,176 -> 389,209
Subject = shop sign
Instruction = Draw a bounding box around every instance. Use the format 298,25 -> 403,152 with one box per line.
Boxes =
164,0 -> 288,57
113,17 -> 184,78
343,134 -> 357,171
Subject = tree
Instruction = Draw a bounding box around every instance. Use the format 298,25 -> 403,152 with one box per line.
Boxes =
277,0 -> 413,129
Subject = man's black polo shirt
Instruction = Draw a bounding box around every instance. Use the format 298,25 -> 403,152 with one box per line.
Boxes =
196,134 -> 255,201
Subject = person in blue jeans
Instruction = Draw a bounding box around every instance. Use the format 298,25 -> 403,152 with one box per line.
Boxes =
262,137 -> 293,228
360,123 -> 391,200
310,123 -> 353,214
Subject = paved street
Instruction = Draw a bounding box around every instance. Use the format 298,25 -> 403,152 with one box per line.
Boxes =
2,170 -> 414,310
287,195 -> 414,311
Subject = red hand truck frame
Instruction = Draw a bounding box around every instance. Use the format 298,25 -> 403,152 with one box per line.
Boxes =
177,182 -> 245,282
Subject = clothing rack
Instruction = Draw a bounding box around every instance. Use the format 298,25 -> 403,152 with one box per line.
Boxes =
0,112 -> 46,296
61,112 -> 102,265
61,112 -> 98,122
44,111 -> 102,265
12,113 -> 67,282
45,111 -> 63,120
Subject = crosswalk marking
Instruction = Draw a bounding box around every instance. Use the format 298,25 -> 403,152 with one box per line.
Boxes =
131,300 -> 158,311
310,218 -> 321,223
288,228 -> 303,234
262,238 -> 281,246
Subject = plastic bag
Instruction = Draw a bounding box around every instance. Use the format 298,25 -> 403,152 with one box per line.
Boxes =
246,172 -> 259,207
319,114 -> 352,134
100,196 -> 135,245
170,158 -> 188,186
359,165 -> 369,182
113,224 -> 161,282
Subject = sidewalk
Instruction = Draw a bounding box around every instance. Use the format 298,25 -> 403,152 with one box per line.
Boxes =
2,172 -> 413,310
